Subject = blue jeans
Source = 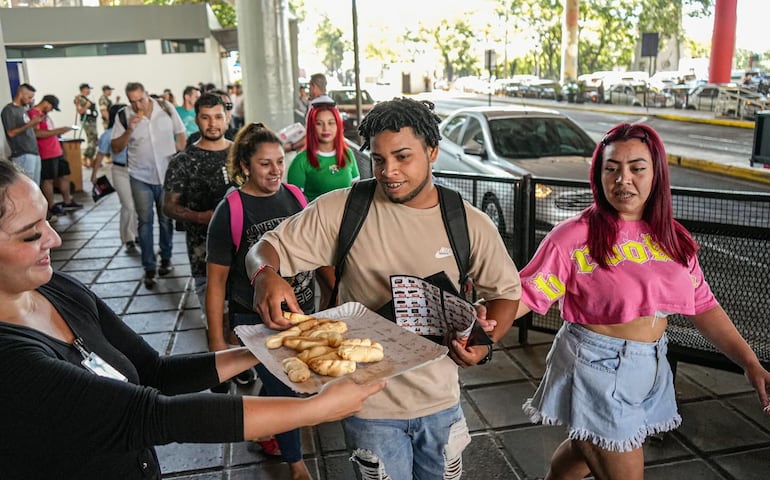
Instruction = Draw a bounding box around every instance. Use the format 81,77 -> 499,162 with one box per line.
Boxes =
342,403 -> 470,480
12,153 -> 41,185
130,177 -> 172,272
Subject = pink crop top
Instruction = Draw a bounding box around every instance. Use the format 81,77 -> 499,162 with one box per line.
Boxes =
519,216 -> 718,325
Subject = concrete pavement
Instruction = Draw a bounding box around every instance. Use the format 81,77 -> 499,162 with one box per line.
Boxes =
45,174 -> 770,479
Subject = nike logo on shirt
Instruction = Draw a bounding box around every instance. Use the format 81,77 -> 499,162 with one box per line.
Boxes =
434,247 -> 453,259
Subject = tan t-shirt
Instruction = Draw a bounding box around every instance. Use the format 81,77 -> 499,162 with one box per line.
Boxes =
263,185 -> 521,419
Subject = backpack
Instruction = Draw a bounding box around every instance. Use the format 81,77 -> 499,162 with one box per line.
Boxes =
328,178 -> 470,309
226,184 -> 307,252
117,99 -> 174,130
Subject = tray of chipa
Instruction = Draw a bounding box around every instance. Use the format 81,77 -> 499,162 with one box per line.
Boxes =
235,302 -> 449,394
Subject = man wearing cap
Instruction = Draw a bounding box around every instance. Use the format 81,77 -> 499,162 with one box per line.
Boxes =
1,83 -> 44,183
74,83 -> 99,166
29,95 -> 81,221
98,85 -> 117,130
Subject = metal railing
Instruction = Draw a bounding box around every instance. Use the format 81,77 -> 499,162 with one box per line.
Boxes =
430,171 -> 770,371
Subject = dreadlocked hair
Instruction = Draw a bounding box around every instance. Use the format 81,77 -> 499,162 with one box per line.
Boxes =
227,122 -> 282,185
357,97 -> 441,151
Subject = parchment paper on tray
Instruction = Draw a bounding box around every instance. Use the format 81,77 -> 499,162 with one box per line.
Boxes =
234,302 -> 449,395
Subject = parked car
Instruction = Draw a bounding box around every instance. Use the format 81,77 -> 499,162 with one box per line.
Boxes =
434,106 -> 596,234
522,79 -> 558,100
684,84 -> 722,111
494,79 -> 524,97
686,83 -> 769,118
604,82 -> 674,108
714,85 -> 769,120
662,85 -> 692,109
328,88 -> 376,140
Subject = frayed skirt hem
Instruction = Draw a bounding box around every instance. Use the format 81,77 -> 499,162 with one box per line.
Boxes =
523,399 -> 682,452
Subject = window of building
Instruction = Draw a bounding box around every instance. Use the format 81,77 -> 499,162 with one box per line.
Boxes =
161,39 -> 205,54
5,41 -> 146,59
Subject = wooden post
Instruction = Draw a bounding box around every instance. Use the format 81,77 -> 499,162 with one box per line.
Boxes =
61,139 -> 84,192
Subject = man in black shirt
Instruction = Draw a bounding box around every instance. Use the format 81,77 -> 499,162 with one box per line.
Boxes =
163,93 -> 232,296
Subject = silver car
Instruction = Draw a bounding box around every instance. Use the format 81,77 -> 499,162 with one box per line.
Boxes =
434,106 -> 596,234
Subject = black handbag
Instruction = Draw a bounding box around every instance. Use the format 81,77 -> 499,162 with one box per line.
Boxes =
91,175 -> 115,202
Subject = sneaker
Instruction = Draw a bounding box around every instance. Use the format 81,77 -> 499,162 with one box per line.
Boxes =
46,211 -> 58,223
125,241 -> 138,254
158,258 -> 174,276
234,367 -> 257,386
61,200 -> 83,211
254,438 -> 282,457
49,205 -> 65,216
143,270 -> 157,289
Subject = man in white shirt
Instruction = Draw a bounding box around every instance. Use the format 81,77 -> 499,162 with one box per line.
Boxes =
111,81 -> 186,289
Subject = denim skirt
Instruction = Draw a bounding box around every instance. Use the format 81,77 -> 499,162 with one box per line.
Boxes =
523,322 -> 681,452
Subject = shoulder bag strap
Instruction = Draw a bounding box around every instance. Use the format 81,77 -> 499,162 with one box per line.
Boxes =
436,185 -> 471,287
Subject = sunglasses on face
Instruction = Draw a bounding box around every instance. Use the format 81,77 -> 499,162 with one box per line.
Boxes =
600,131 -> 648,146
311,100 -> 336,109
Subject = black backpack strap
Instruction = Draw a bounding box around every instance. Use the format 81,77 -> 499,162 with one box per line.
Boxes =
436,185 -> 471,287
328,179 -> 377,309
118,107 -> 128,130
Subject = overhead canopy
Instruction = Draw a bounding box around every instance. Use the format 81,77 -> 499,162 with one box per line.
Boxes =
211,28 -> 238,53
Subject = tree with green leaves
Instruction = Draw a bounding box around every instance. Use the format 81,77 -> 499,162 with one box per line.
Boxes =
490,0 -> 713,79
315,15 -> 349,77
418,18 -> 479,81
142,0 -> 236,28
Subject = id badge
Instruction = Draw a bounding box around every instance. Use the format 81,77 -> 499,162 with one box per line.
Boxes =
82,352 -> 128,382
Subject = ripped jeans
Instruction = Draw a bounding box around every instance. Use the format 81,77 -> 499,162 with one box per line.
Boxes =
342,403 -> 470,480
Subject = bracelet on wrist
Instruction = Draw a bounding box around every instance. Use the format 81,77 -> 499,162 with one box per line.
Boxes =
250,264 -> 276,285
477,344 -> 493,365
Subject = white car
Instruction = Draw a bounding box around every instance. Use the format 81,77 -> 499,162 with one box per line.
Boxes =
434,106 -> 596,235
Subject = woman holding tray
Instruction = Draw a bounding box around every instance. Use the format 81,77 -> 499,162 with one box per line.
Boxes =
0,159 -> 385,479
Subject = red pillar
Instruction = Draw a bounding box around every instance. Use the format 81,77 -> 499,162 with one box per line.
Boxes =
708,0 -> 737,84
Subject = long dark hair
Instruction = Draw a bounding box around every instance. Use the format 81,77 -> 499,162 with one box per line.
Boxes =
228,122 -> 282,185
582,122 -> 697,268
305,104 -> 347,169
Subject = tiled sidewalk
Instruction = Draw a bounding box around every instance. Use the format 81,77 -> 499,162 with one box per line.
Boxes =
50,187 -> 770,480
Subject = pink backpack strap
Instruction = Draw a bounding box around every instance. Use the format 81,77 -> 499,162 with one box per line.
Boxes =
283,183 -> 307,208
228,185 -> 305,253
226,188 -> 244,251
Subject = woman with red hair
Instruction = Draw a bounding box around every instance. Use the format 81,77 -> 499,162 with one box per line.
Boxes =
514,123 -> 770,480
287,104 -> 359,202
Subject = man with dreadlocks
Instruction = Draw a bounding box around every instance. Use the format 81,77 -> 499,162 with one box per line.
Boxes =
245,97 -> 521,479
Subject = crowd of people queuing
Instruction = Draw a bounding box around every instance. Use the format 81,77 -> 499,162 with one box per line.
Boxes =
2,73 -> 769,480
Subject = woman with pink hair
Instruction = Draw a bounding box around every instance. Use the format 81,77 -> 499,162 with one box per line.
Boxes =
515,122 -> 770,480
